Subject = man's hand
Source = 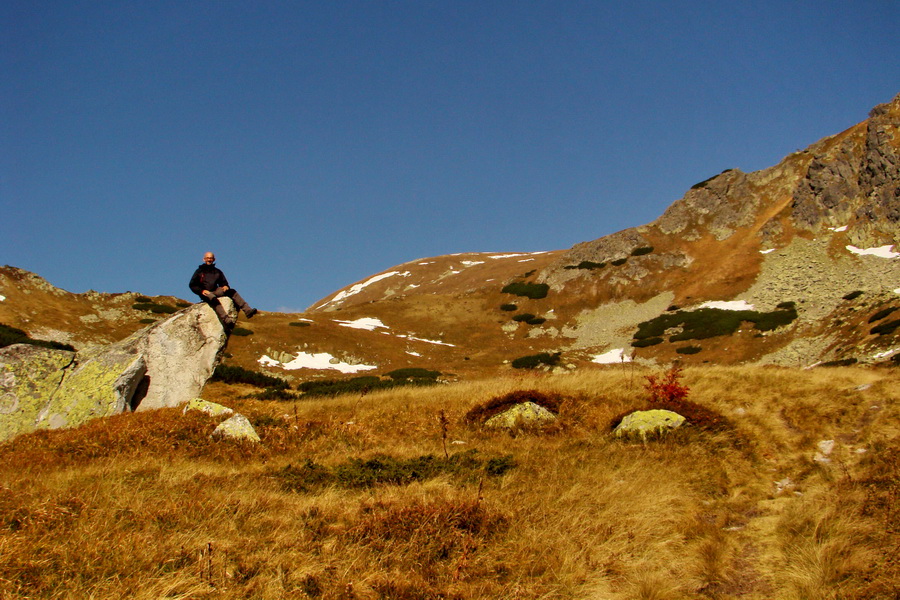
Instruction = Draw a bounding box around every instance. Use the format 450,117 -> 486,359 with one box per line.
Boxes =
221,286 -> 229,292
202,291 -> 214,299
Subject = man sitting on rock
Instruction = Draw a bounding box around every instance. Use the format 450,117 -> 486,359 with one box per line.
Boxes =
189,252 -> 258,330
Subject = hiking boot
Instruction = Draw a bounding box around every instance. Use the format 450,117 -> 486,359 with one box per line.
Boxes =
245,308 -> 258,319
223,318 -> 236,334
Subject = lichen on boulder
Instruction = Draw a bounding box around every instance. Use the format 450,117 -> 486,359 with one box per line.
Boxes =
484,401 -> 558,429
614,409 -> 686,441
212,414 -> 260,442
183,398 -> 234,418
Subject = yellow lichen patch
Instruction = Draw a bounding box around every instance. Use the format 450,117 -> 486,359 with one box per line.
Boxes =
0,345 -> 73,442
614,409 -> 686,441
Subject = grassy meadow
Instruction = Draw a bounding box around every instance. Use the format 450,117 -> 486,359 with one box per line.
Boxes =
1,365 -> 898,599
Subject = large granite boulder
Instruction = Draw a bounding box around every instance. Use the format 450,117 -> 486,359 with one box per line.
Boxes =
0,299 -> 234,442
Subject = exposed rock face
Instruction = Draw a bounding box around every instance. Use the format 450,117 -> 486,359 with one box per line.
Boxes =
0,300 -> 234,441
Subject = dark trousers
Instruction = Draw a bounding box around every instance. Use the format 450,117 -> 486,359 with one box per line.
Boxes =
202,287 -> 252,324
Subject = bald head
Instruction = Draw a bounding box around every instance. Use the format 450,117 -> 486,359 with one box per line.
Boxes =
203,252 -> 216,264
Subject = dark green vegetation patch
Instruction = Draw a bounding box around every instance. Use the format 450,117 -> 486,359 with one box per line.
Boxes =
631,337 -> 664,348
633,303 -> 798,344
273,450 -> 515,493
0,323 -> 75,352
564,260 -> 606,270
212,365 -> 289,389
499,303 -> 518,311
611,258 -> 628,266
385,368 -> 441,381
132,302 -> 177,314
871,320 -> 900,336
289,321 -> 311,327
297,370 -> 441,398
230,327 -> 253,336
501,282 -> 549,299
869,307 -> 899,323
511,352 -> 561,370
630,246 -> 654,256
512,313 -> 536,322
843,290 -> 864,301
676,346 -> 703,355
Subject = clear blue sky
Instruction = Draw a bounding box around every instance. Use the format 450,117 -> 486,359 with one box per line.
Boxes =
3,1 -> 898,312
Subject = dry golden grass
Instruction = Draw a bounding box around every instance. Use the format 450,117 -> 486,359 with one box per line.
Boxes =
1,365 -> 898,599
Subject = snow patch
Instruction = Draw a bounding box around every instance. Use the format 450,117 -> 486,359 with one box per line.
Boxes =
846,245 -> 899,259
335,317 -> 388,331
259,352 -> 377,373
460,261 -> 484,267
698,300 -> 755,311
397,335 -> 455,347
829,225 -> 848,232
406,350 -> 422,357
760,249 -> 775,254
873,349 -> 897,360
592,348 -> 631,364
318,271 -> 411,307
0,295 -> 5,302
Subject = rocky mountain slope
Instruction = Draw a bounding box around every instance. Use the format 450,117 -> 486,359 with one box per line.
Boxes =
2,92 -> 899,381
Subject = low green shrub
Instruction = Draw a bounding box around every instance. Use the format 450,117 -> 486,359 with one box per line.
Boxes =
871,319 -> 900,336
499,304 -> 518,311
134,295 -> 152,303
273,450 -> 515,493
611,258 -> 628,266
631,337 -> 664,348
175,302 -> 191,308
843,290 -> 864,301
511,352 -> 561,370
564,260 -> 606,270
211,365 -> 288,389
676,346 -> 702,355
633,304 -> 798,343
0,323 -> 75,352
132,302 -> 176,314
244,387 -> 296,401
501,282 -> 549,300
385,368 -> 441,381
526,316 -> 546,325
631,246 -> 654,256
289,321 -> 311,327
297,374 -> 439,398
231,327 -> 253,336
869,307 -> 899,323
138,318 -> 156,324
512,313 -> 536,322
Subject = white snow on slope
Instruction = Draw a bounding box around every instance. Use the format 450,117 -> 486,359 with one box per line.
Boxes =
698,300 -> 755,311
847,245 -> 899,259
592,348 -> 631,364
760,249 -> 775,254
873,349 -> 897,360
460,260 -> 485,267
317,271 -> 411,308
259,352 -> 377,373
335,317 -> 388,331
0,295 -> 5,302
829,225 -> 848,232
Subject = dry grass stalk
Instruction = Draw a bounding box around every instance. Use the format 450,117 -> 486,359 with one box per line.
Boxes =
0,365 -> 897,598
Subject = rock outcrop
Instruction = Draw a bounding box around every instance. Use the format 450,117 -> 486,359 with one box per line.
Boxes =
0,300 -> 235,442
614,409 -> 686,441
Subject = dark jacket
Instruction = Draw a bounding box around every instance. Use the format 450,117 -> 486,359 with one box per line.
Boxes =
189,264 -> 229,297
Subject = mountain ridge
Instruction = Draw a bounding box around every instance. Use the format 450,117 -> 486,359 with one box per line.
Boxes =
2,92 -> 898,378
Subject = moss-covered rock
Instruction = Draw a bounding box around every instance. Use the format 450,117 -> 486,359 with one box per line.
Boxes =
484,402 -> 558,429
0,344 -> 74,442
614,409 -> 686,441
183,398 -> 234,418
212,414 -> 260,442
